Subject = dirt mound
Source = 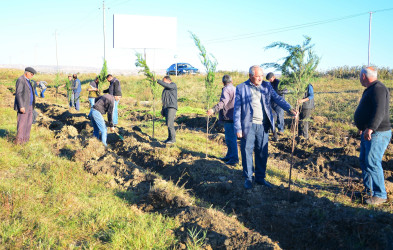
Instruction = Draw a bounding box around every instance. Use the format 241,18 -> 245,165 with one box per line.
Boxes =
176,114 -> 224,133
57,125 -> 79,138
73,137 -> 106,162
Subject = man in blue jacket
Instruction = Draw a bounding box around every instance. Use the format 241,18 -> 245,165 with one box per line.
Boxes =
72,74 -> 82,111
234,65 -> 297,189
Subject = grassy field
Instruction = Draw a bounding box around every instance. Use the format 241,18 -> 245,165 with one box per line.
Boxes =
1,68 -> 393,249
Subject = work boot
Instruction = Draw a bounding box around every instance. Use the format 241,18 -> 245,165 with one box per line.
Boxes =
244,180 -> 253,190
255,179 -> 272,188
365,196 -> 387,205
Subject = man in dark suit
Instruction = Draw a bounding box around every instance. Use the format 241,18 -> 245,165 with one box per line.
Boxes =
234,65 -> 297,189
14,67 -> 36,144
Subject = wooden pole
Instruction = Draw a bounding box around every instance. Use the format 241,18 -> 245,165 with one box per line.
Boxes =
288,103 -> 300,200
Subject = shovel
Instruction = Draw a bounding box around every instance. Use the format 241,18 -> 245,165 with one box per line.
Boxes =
114,131 -> 124,140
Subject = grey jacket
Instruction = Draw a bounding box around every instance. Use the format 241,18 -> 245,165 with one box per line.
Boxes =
14,75 -> 35,112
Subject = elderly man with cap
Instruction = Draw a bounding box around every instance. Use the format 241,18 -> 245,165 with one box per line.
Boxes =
14,67 -> 37,144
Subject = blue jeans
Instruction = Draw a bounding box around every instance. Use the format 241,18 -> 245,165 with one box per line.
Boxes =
91,108 -> 107,147
240,123 -> 269,182
41,88 -> 46,98
73,92 -> 81,111
224,122 -> 239,163
359,130 -> 391,199
69,92 -> 74,108
88,98 -> 96,108
272,104 -> 284,132
113,100 -> 119,125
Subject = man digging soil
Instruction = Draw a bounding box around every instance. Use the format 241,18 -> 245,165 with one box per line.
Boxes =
90,94 -> 121,147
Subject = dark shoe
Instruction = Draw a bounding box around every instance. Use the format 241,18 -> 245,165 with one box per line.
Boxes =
225,160 -> 239,166
365,196 -> 386,205
244,180 -> 253,190
219,157 -> 229,162
165,140 -> 176,144
255,179 -> 272,188
162,139 -> 170,143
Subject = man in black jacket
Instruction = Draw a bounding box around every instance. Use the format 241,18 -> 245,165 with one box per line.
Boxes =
266,72 -> 288,140
104,74 -> 122,126
157,76 -> 177,144
90,94 -> 120,147
14,67 -> 36,144
354,66 -> 391,205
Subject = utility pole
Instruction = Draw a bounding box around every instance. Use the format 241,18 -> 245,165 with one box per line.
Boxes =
368,12 -> 373,66
55,30 -> 59,72
103,0 -> 106,60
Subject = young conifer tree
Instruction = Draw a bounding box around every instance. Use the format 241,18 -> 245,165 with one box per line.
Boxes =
54,73 -> 61,101
98,59 -> 108,93
262,36 -> 320,105
190,32 -> 218,158
135,52 -> 160,139
262,35 -> 320,193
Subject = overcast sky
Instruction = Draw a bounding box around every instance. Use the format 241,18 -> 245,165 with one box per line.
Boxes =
1,0 -> 392,74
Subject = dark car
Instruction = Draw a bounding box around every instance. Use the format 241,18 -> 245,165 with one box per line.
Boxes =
166,63 -> 199,75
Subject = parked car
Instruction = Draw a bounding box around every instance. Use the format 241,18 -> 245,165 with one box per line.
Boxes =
166,63 -> 199,75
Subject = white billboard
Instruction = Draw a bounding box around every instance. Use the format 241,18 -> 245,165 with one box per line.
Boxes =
113,14 -> 177,49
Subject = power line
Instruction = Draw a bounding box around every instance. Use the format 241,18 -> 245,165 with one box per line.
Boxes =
110,0 -> 132,8
205,7 -> 393,44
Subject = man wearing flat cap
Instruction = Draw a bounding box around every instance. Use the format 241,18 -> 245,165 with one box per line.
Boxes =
14,67 -> 36,144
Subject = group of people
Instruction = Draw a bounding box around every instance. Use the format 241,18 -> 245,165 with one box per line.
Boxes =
13,65 -> 391,205
86,74 -> 122,147
207,65 -> 391,206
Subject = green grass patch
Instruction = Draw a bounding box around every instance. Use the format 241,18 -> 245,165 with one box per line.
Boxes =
0,107 -> 178,248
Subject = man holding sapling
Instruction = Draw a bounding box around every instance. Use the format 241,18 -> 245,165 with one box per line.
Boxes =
354,66 -> 391,205
234,65 -> 297,189
90,94 -> 119,147
14,67 -> 37,144
297,83 -> 314,139
207,74 -> 238,165
104,74 -> 122,126
266,72 -> 288,141
88,77 -> 100,107
157,76 -> 177,144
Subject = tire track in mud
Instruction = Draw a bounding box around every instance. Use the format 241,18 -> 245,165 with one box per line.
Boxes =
34,100 -> 393,249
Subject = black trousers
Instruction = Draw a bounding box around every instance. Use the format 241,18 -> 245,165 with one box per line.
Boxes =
299,108 -> 312,139
164,107 -> 176,141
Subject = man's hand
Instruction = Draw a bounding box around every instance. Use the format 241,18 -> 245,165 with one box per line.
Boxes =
237,132 -> 242,139
206,109 -> 214,116
110,127 -> 115,132
363,128 -> 373,141
19,107 -> 25,114
290,109 -> 299,119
